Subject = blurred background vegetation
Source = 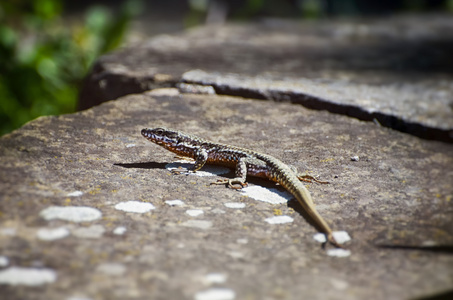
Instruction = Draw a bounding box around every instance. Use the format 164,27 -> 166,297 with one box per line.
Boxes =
1,0 -> 452,136
0,0 -> 141,136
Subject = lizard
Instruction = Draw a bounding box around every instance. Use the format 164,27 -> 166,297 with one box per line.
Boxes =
141,127 -> 343,248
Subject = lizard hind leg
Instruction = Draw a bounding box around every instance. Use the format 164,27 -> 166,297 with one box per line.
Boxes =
297,173 -> 329,184
289,166 -> 329,184
211,158 -> 249,189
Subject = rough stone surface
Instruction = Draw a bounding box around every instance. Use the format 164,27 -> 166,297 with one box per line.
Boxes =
1,91 -> 452,299
79,15 -> 453,142
181,69 -> 453,142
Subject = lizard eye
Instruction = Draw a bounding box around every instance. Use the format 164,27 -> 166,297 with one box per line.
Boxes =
154,128 -> 164,136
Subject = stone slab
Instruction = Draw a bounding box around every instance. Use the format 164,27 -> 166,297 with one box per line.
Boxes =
1,90 -> 452,299
79,15 -> 453,142
181,69 -> 453,142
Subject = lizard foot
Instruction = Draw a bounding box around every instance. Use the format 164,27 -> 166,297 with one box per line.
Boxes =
211,179 -> 248,189
170,166 -> 191,175
297,174 -> 329,184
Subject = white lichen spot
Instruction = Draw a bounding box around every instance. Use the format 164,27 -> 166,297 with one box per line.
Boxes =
240,186 -> 290,204
165,199 -> 185,206
422,240 -> 437,246
126,144 -> 136,148
313,231 -> 351,244
181,220 -> 213,230
0,267 -> 57,286
203,273 -> 228,284
228,251 -> 244,259
37,227 -> 70,241
313,233 -> 327,243
67,191 -> 83,197
211,208 -> 225,214
327,248 -> 351,257
0,256 -> 9,267
330,278 -> 349,290
72,225 -> 105,239
264,215 -> 294,224
166,162 -> 230,177
114,201 -> 155,213
40,206 -> 102,222
113,226 -> 126,235
96,263 -> 126,276
0,228 -> 16,236
186,209 -> 204,217
195,288 -> 236,300
332,231 -> 351,243
224,202 -> 246,209
236,238 -> 248,244
66,296 -> 93,300
146,87 -> 180,97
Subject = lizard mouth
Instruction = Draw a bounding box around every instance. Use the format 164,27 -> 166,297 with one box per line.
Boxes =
141,129 -> 156,140
141,129 -> 173,146
141,128 -> 150,137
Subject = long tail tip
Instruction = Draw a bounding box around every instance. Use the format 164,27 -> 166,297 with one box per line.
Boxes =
328,233 -> 345,249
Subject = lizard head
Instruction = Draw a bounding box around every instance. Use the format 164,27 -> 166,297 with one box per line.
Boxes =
141,127 -> 181,146
141,126 -> 205,148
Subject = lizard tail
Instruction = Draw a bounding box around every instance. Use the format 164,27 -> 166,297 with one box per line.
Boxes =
291,183 -> 345,249
327,233 -> 345,249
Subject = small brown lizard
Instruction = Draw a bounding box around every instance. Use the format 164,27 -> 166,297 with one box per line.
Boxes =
142,127 -> 343,248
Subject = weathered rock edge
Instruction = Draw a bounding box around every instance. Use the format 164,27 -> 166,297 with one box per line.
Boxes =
79,16 -> 453,143
181,70 -> 453,143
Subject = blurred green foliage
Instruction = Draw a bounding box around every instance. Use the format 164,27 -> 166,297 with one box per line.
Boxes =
0,0 -> 141,136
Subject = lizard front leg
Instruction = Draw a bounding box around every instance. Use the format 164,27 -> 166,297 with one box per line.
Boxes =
171,148 -> 208,175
